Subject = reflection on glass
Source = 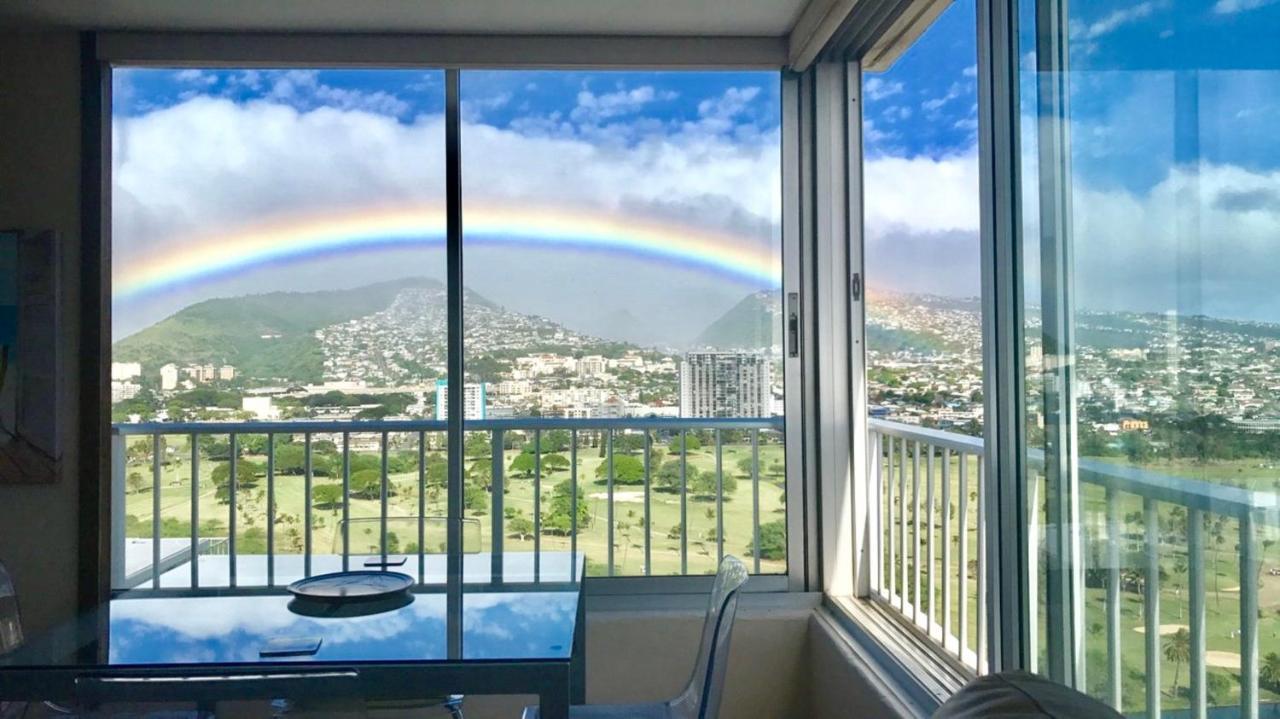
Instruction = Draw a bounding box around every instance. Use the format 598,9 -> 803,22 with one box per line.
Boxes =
862,0 -> 987,670
1019,2 -> 1280,716
460,70 -> 786,577
109,68 -> 447,589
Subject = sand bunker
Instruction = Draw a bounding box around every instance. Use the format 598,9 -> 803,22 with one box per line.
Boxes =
589,491 -> 646,503
1132,624 -> 1188,635
1206,651 -> 1241,670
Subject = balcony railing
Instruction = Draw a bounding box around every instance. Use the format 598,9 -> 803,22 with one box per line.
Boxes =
111,417 -> 786,591
868,418 -> 1280,718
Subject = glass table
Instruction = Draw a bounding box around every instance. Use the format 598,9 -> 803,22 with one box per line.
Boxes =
0,552 -> 585,718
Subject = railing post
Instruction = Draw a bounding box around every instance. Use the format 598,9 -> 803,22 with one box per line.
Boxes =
912,440 -> 921,624
679,429 -> 688,576
190,433 -> 199,588
380,431 -> 389,561
228,433 -> 238,588
491,429 -> 504,582
941,446 -> 952,653
1143,498 -> 1161,719
715,429 -> 724,566
534,429 -> 542,581
751,429 -> 760,575
152,433 -> 162,589
976,455 -> 987,674
110,433 -> 126,589
303,433 -> 312,579
1188,508 -> 1206,719
417,431 -> 426,583
607,429 -> 614,576
570,430 -> 578,581
925,443 -> 936,635
1240,511 -> 1259,719
958,449 -> 969,656
899,436 -> 908,613
1105,487 -> 1122,710
887,435 -> 896,603
341,432 -> 350,572
267,433 -> 275,586
643,430 -> 652,576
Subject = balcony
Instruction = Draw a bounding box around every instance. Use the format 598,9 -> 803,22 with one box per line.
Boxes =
110,417 -> 788,591
867,419 -> 1280,717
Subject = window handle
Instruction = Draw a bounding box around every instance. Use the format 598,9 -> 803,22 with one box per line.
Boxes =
787,292 -> 800,357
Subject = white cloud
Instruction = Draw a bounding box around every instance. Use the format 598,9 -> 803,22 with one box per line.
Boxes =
264,70 -> 411,117
569,85 -> 675,124
922,82 -> 967,112
1213,0 -> 1278,13
864,77 -> 905,102
111,91 -> 781,335
1071,1 -> 1160,41
174,69 -> 217,86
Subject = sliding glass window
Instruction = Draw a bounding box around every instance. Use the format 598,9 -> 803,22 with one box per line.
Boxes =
460,70 -> 786,578
109,68 -> 448,589
1016,1 -> 1280,716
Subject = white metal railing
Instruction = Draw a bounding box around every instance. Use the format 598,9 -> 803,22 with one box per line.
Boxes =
868,418 -> 1280,719
111,417 -> 786,591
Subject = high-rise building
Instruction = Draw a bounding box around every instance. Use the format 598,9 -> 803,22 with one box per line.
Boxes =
679,352 -> 772,418
434,379 -> 487,420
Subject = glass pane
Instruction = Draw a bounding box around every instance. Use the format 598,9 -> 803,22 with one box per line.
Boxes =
110,68 -> 447,589
1017,2 -> 1280,716
862,1 -> 986,669
460,70 -> 785,578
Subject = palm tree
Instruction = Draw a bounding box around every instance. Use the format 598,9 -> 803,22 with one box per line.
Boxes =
1262,652 -> 1280,693
1164,628 -> 1192,697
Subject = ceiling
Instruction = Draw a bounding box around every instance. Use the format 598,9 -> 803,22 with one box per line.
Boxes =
0,0 -> 812,36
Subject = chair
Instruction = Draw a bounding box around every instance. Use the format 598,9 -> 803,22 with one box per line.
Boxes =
521,556 -> 749,719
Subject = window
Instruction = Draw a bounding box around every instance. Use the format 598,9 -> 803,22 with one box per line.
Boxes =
109,67 -> 449,588
460,70 -> 786,577
107,64 -> 789,588
1017,0 -> 1280,715
861,1 -> 987,671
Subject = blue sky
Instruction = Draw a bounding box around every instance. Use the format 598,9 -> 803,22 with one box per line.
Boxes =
109,0 -> 1280,333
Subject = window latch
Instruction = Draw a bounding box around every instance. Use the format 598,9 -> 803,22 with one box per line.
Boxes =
787,292 -> 800,358
851,272 -> 862,302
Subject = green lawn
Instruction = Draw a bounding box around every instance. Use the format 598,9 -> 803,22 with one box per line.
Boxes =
121,433 -> 788,579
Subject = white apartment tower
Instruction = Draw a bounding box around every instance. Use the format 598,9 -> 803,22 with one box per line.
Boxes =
434,379 -> 487,420
679,352 -> 772,418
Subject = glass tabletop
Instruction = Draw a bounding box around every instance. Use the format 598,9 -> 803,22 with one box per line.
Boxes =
1,553 -> 584,670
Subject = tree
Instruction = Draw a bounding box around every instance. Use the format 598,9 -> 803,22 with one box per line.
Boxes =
509,453 -> 537,478
509,516 -> 535,541
312,484 -> 345,510
1163,628 -> 1191,697
668,435 -> 701,455
735,456 -> 756,477
350,469 -> 384,499
544,479 -> 589,534
542,453 -> 570,472
595,454 -> 645,485
468,459 -> 493,490
464,484 -> 488,514
211,459 -> 261,489
1262,652 -> 1280,692
127,471 -> 147,494
1121,431 -> 1154,463
748,520 -> 786,560
464,432 -> 491,458
690,469 -> 737,498
543,429 -> 572,452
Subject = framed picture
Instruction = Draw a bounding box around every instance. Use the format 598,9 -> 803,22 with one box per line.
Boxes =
0,229 -> 60,484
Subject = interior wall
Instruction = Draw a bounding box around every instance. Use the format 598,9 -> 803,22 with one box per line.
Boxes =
0,31 -> 83,635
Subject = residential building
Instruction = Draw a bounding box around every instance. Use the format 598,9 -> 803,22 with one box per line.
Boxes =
434,379 -> 486,420
679,351 -> 771,418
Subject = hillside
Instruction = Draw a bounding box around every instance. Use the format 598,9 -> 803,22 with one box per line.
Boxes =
693,291 -> 782,350
113,277 -> 445,383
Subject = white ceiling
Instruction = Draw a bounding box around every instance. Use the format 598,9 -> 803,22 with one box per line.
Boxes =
0,0 -> 811,36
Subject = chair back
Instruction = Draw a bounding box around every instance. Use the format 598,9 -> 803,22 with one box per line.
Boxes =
0,560 -> 21,655
669,556 -> 748,719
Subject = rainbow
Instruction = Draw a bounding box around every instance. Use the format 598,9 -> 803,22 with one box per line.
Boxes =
114,203 -> 781,301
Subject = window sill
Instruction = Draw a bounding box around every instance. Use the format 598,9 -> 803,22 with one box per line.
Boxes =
822,594 -> 973,716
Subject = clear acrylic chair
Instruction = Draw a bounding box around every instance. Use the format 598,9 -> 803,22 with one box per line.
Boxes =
521,555 -> 749,719
1,558 -> 219,719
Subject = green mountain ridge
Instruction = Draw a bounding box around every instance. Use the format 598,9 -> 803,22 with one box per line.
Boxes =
693,291 -> 782,350
113,277 -> 446,384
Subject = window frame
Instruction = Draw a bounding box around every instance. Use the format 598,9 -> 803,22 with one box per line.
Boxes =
82,32 -> 812,606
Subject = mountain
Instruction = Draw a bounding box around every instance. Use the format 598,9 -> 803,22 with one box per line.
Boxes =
692,291 -> 782,350
114,278 -> 446,383
114,277 -> 614,385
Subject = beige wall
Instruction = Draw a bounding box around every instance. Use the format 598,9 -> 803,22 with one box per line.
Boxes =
0,31 -> 83,635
